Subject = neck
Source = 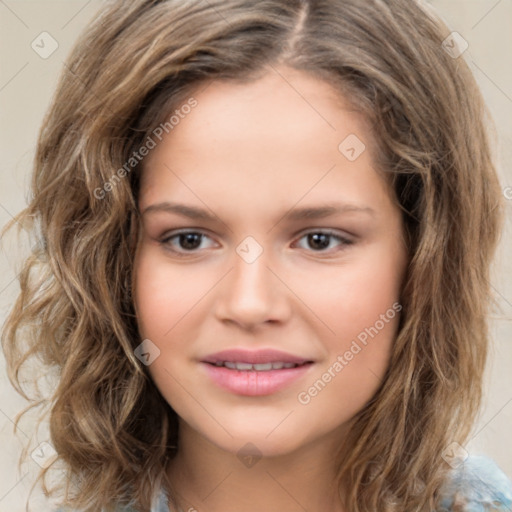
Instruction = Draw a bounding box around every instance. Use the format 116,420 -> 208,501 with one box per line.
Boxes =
165,422 -> 348,512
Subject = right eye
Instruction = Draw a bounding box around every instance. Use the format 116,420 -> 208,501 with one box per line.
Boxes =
160,230 -> 218,256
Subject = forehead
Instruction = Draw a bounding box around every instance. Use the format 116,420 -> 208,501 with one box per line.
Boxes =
147,69 -> 366,152
138,68 -> 392,214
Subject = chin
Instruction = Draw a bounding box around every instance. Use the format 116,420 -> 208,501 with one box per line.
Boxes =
193,414 -> 316,458
213,431 -> 306,459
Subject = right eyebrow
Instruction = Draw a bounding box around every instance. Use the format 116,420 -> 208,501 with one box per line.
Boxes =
141,202 -> 218,221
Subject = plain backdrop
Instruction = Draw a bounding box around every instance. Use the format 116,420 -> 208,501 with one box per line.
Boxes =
1,1 -> 511,510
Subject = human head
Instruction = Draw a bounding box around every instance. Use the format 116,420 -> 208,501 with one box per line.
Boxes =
2,0 -> 503,511
133,63 -> 409,484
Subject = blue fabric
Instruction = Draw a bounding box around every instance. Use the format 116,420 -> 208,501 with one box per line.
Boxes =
55,455 -> 512,511
437,455 -> 512,511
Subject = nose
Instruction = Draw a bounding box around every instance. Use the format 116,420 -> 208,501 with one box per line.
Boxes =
214,245 -> 291,329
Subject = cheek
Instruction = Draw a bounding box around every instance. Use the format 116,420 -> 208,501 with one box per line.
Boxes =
292,244 -> 404,342
133,248 -> 205,338
295,278 -> 401,425
342,254 -> 402,337
291,242 -> 404,400
133,251 -> 205,405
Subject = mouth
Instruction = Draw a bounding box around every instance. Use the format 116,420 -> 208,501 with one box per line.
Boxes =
205,361 -> 311,371
201,348 -> 313,367
199,349 -> 315,396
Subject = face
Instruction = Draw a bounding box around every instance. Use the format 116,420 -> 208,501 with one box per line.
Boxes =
133,67 -> 408,458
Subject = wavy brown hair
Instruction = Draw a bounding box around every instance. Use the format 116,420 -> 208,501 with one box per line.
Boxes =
1,0 -> 504,511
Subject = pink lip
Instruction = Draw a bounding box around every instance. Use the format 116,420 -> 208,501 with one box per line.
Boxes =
201,348 -> 312,365
200,363 -> 314,396
200,348 -> 315,396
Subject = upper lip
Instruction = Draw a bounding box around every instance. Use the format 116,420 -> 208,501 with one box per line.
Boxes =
201,349 -> 313,365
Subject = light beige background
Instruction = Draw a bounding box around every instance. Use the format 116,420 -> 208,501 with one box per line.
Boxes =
1,1 -> 511,510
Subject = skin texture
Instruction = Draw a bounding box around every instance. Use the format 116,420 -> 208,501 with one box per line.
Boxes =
133,66 -> 408,512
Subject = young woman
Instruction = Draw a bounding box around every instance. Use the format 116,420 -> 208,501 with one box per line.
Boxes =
2,0 -> 511,511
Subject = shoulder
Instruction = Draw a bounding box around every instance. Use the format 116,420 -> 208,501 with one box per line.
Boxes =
437,455 -> 512,511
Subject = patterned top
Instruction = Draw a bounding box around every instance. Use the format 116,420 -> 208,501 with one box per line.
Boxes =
437,455 -> 512,511
57,455 -> 512,511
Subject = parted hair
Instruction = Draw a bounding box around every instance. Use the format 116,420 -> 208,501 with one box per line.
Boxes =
1,0 -> 504,511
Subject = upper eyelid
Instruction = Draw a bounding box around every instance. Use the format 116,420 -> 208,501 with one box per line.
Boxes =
160,228 -> 218,243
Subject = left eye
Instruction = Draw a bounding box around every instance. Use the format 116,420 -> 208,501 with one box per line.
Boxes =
159,230 -> 353,255
293,230 -> 353,252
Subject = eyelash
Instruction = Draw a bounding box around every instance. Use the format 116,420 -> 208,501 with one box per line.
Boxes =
158,229 -> 354,258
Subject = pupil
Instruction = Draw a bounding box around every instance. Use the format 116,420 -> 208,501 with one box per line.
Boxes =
308,233 -> 330,250
180,233 -> 201,250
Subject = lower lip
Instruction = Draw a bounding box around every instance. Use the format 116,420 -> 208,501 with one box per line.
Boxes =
200,362 -> 314,396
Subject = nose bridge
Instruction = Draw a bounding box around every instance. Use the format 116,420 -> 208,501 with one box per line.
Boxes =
231,238 -> 273,304
215,236 -> 288,326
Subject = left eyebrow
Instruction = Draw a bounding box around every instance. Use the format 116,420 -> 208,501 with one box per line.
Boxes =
284,203 -> 376,221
